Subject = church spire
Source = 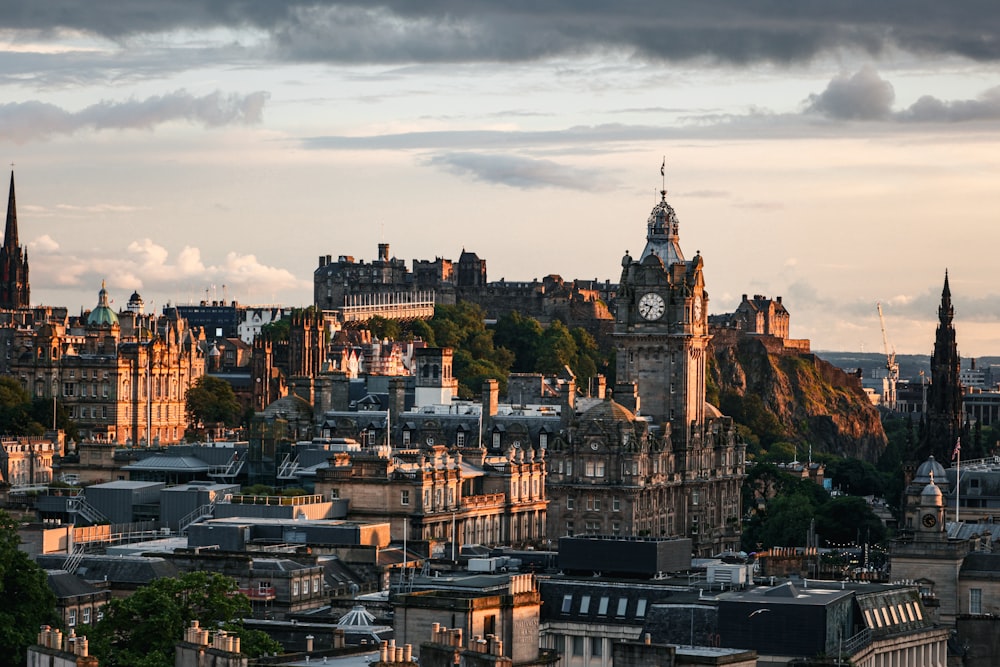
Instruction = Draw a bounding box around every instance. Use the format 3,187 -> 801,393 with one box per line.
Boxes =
0,170 -> 29,308
4,171 -> 17,251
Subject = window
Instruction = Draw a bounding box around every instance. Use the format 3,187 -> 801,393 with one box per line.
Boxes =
561,594 -> 573,613
68,609 -> 77,627
313,577 -> 321,593
598,597 -> 609,616
82,607 -> 91,624
493,432 -> 501,448
692,490 -> 700,506
613,497 -> 620,512
566,461 -> 572,475
401,490 -> 410,505
612,521 -> 620,535
402,430 -> 411,446
572,636 -> 584,657
457,431 -> 466,446
636,599 -> 648,617
616,598 -> 628,617
567,497 -> 574,510
292,581 -> 300,596
594,498 -> 602,511
591,637 -> 603,657
579,595 -> 591,614
539,432 -> 548,449
585,461 -> 595,477
971,588 -> 983,614
329,489 -> 340,499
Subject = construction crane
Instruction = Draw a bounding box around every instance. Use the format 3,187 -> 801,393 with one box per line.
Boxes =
876,302 -> 899,410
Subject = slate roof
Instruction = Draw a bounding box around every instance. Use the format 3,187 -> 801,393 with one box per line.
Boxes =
539,577 -> 689,626
46,570 -> 105,599
36,554 -> 180,586
960,552 -> 1000,580
122,455 -> 210,472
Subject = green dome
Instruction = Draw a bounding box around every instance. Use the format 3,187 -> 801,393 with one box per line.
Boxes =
87,281 -> 119,327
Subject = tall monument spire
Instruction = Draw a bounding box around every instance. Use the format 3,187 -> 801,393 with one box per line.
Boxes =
0,171 -> 29,309
921,270 -> 962,462
4,171 -> 18,250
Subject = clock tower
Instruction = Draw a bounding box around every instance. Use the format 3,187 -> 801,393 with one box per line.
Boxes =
615,185 -> 709,451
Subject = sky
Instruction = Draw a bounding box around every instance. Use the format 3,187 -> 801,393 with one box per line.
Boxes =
2,2 -> 1000,357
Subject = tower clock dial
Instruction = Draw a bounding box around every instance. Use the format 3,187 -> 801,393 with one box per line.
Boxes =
693,296 -> 703,322
638,292 -> 665,320
922,513 -> 937,528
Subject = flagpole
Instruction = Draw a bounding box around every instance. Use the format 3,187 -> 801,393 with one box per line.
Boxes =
955,438 -> 961,524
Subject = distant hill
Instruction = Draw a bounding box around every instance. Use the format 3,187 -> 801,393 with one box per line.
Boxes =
709,333 -> 887,462
816,351 -> 1000,384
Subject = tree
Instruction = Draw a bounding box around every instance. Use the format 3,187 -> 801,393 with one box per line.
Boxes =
494,311 -> 543,372
185,376 -> 242,428
0,510 -> 58,667
0,376 -> 46,436
814,495 -> 887,546
90,571 -> 281,667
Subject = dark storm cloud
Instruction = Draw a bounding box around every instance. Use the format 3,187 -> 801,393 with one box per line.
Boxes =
5,2 -> 1000,65
424,152 -> 612,191
0,91 -> 269,142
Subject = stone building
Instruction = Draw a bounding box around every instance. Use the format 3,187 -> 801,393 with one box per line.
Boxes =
7,284 -> 206,444
595,185 -> 745,555
730,294 -> 789,339
891,460 -> 969,625
315,443 -> 547,549
0,434 -> 61,486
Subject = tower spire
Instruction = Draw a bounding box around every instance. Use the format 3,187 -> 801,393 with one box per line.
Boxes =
0,170 -> 29,308
4,171 -> 18,251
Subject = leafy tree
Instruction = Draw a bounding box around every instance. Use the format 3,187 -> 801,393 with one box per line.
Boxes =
429,303 -> 513,397
494,311 -> 543,372
0,509 -> 58,667
367,315 -> 401,342
536,320 -> 578,375
814,495 -> 887,546
260,316 -> 290,342
90,571 -> 281,667
0,376 -> 47,436
825,457 -> 884,497
28,397 -> 79,441
185,376 -> 242,428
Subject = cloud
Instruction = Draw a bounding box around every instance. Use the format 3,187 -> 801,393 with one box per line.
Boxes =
898,86 -> 1000,122
805,67 -> 895,120
29,236 -> 308,299
0,90 -> 269,142
5,2 -> 1000,66
424,152 -> 613,191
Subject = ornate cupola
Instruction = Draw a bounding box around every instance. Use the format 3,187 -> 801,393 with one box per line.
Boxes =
87,281 -> 120,327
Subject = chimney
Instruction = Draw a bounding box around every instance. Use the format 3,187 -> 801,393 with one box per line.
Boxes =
378,243 -> 390,262
482,379 -> 499,418
595,374 -> 607,400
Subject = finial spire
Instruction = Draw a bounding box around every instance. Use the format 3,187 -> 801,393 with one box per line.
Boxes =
660,156 -> 667,198
4,171 -> 18,251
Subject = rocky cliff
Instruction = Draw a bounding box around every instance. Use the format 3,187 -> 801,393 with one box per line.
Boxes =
709,329 -> 887,462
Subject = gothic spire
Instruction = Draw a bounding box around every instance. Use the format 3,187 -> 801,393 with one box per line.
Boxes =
4,171 -> 17,251
938,270 -> 953,326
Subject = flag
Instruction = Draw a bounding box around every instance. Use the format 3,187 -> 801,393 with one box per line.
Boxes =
660,158 -> 665,177
952,437 -> 961,461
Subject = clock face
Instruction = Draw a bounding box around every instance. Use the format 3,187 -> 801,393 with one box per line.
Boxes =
590,441 -> 599,450
638,292 -> 665,320
693,296 -> 703,322
922,513 -> 937,528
